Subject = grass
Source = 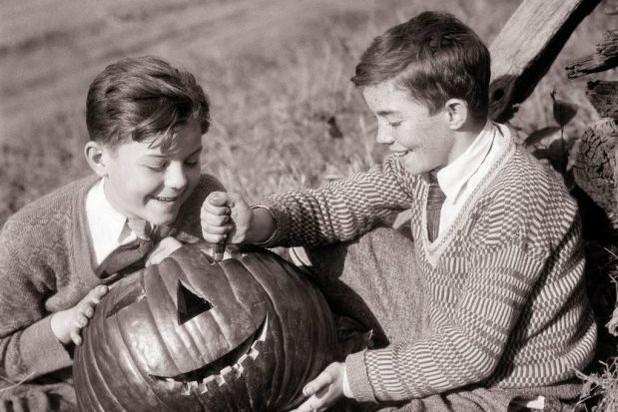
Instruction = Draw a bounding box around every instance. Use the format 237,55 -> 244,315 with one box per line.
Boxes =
0,0 -> 523,222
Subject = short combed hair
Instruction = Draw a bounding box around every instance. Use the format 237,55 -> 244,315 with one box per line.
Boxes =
86,56 -> 210,150
352,12 -> 490,119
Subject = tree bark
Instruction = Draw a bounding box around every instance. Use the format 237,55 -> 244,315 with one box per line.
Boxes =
488,0 -> 601,122
566,29 -> 618,78
572,119 -> 618,227
586,80 -> 618,119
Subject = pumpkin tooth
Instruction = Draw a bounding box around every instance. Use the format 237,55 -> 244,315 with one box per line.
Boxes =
233,363 -> 244,376
257,316 -> 268,342
220,366 -> 234,380
248,347 -> 259,360
181,383 -> 191,396
251,339 -> 265,352
202,375 -> 219,393
215,375 -> 226,386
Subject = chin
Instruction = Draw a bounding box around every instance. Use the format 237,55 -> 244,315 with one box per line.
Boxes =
401,154 -> 440,175
153,214 -> 178,227
402,160 -> 427,175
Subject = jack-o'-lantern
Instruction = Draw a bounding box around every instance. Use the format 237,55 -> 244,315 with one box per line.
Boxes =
73,243 -> 338,411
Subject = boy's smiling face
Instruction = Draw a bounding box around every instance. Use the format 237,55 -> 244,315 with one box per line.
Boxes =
362,79 -> 454,175
97,118 -> 203,226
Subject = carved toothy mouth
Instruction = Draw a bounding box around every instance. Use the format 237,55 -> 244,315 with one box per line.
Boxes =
150,315 -> 268,395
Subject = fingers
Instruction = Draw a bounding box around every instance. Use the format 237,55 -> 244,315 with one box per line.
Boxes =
303,371 -> 333,397
75,311 -> 89,327
202,192 -> 233,243
70,329 -> 83,346
77,286 -> 107,321
67,284 -> 108,345
205,191 -> 229,207
292,363 -> 344,412
201,212 -> 231,228
85,284 -> 108,305
293,372 -> 334,412
72,308 -> 91,345
293,393 -> 329,412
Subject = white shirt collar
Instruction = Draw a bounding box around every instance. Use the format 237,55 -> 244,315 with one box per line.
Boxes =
436,120 -> 495,203
86,178 -> 136,265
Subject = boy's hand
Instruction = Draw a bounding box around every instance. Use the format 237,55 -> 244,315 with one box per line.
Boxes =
50,285 -> 108,346
291,362 -> 345,412
201,191 -> 252,244
146,236 -> 183,266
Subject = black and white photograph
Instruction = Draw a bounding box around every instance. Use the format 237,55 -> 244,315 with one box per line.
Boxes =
0,0 -> 616,410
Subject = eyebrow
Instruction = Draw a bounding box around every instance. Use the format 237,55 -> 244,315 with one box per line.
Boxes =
376,110 -> 399,117
144,146 -> 203,159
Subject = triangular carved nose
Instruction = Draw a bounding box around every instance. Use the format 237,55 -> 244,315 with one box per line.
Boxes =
177,281 -> 213,324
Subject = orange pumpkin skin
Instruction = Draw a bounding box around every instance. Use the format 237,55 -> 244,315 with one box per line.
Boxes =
73,243 -> 338,412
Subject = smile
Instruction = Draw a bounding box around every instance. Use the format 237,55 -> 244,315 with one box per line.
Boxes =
152,195 -> 179,202
150,315 -> 268,395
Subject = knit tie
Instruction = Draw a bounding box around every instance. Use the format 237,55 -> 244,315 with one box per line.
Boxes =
95,218 -> 157,282
426,172 -> 446,242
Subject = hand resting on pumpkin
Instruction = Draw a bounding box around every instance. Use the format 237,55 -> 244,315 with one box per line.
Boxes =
50,284 -> 108,346
201,191 -> 275,245
292,362 -> 346,412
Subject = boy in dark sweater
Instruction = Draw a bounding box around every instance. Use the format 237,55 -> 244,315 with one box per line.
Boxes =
0,56 -> 223,410
201,12 -> 597,412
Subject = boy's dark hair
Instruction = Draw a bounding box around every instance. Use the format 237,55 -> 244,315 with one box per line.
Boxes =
86,56 -> 210,150
352,12 -> 490,119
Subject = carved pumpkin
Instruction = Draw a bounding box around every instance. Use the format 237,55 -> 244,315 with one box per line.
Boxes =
73,243 -> 338,412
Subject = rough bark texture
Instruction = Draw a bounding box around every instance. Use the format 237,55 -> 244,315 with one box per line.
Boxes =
573,119 -> 618,227
586,80 -> 618,119
566,29 -> 618,78
488,0 -> 601,122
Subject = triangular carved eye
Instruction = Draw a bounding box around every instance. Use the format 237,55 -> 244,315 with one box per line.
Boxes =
177,281 -> 213,324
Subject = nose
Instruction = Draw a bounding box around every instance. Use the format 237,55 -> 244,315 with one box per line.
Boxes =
375,124 -> 394,145
164,161 -> 188,191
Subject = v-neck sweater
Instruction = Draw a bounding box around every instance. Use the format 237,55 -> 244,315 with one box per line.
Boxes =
0,173 -> 223,383
260,138 -> 596,402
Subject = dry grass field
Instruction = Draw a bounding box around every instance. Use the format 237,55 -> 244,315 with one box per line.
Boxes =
1,0 -> 613,225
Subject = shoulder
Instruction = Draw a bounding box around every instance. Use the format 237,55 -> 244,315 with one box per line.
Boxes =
1,175 -> 96,249
3,176 -> 98,229
478,146 -> 578,246
492,146 -> 575,209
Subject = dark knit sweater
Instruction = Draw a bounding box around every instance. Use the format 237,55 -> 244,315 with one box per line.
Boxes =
261,138 -> 597,402
0,173 -> 223,383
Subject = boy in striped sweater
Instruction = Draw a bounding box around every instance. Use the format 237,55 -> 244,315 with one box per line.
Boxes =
201,11 -> 597,412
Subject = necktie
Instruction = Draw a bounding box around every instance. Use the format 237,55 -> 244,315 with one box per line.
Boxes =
96,218 -> 157,282
426,172 -> 446,242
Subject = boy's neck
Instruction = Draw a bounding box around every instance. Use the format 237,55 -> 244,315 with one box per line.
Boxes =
447,117 -> 488,164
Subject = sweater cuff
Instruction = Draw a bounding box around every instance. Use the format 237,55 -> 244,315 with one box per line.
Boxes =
250,205 -> 287,247
345,351 -> 377,403
19,315 -> 73,379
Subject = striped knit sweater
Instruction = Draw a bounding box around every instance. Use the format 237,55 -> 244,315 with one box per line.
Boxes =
0,173 -> 223,384
260,138 -> 597,402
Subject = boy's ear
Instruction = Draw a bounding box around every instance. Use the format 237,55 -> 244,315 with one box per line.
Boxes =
84,141 -> 108,177
443,99 -> 468,130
